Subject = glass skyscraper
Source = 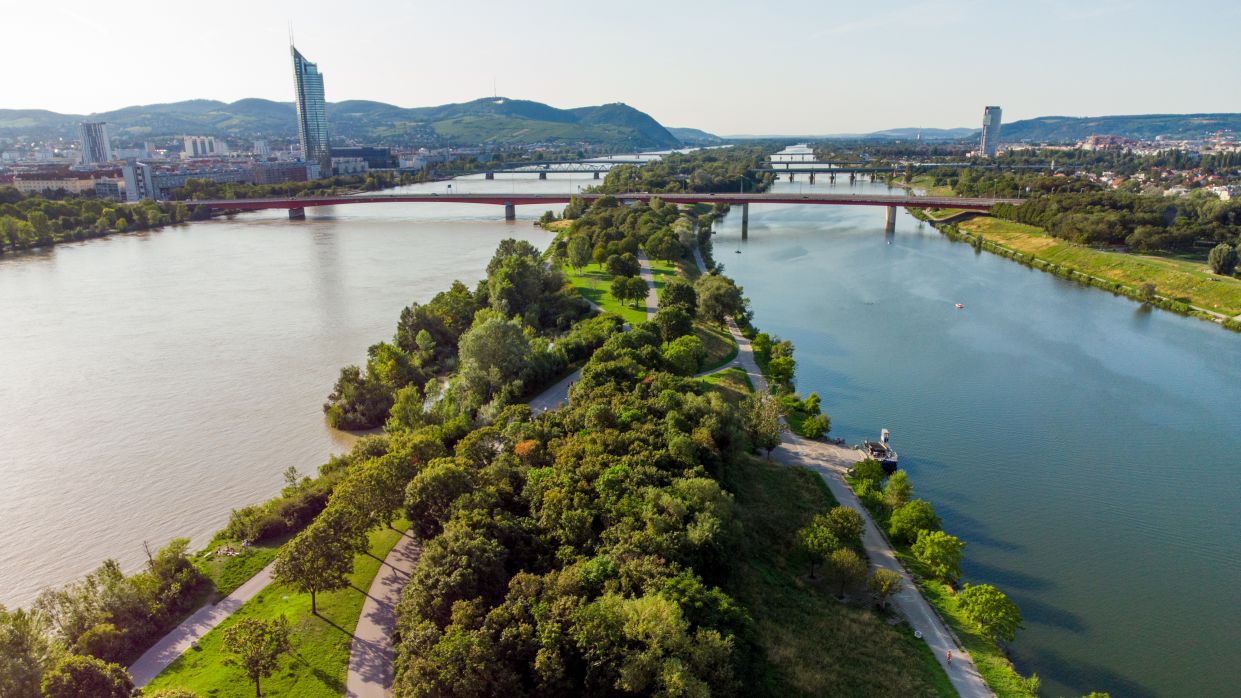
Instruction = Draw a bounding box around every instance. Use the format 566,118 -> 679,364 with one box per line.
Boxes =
980,106 -> 1002,157
291,46 -> 329,168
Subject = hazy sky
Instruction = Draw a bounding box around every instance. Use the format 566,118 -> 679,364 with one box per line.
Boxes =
4,0 -> 1239,135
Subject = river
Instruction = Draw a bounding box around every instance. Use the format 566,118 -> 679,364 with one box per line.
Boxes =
0,173 -> 580,609
714,148 -> 1241,697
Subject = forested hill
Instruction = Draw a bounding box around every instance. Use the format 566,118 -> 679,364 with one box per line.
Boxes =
1002,113 -> 1241,143
0,97 -> 683,149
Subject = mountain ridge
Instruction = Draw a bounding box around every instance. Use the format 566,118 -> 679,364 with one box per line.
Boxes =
0,97 -> 683,150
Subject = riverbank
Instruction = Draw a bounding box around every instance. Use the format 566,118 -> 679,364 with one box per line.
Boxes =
918,212 -> 1241,330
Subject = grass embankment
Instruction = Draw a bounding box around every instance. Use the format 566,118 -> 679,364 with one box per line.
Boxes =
695,321 -> 739,373
561,262 -> 648,325
148,521 -> 411,697
845,475 -> 1036,697
954,216 -> 1241,319
723,455 -> 954,697
698,366 -> 752,405
538,219 -> 574,233
193,534 -> 290,598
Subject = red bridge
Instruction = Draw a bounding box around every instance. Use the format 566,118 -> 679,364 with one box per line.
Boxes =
185,192 -> 1020,235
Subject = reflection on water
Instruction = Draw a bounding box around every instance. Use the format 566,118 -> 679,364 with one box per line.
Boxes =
718,150 -> 1241,697
0,174 -> 573,607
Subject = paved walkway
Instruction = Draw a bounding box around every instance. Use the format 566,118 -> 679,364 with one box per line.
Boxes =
346,530 -> 423,698
529,367 -> 581,413
129,561 -> 276,686
694,245 -> 992,697
636,251 -> 659,321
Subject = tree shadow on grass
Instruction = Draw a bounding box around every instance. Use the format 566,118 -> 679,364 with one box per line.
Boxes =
291,648 -> 346,694
312,613 -> 356,640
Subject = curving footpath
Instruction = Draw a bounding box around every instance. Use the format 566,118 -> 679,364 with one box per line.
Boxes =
345,530 -> 423,698
129,561 -> 276,687
636,251 -> 659,321
694,247 -> 992,697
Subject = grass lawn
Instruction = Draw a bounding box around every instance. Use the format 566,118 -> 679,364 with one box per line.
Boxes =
539,219 -> 574,233
721,455 -> 954,697
646,257 -> 679,296
148,521 -> 411,697
561,262 -> 648,325
694,321 -> 738,372
907,175 -> 958,197
958,216 -> 1241,316
194,533 -> 292,599
698,367 -> 752,406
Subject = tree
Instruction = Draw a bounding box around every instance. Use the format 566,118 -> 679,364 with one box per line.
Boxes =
797,519 -> 840,578
273,521 -> 353,614
850,458 -> 886,485
661,278 -> 697,313
404,458 -> 474,539
868,568 -> 903,610
1208,242 -> 1237,275
694,274 -> 745,325
567,235 -> 592,273
606,252 -> 641,277
653,305 -> 694,342
662,335 -> 707,375
0,604 -> 58,698
1139,282 -> 1156,303
40,654 -> 132,698
883,470 -> 913,508
802,414 -> 831,438
911,530 -> 965,583
823,506 -> 864,548
767,355 -> 795,389
957,583 -> 1024,643
625,276 -> 650,309
223,616 -> 291,698
742,393 -> 782,456
458,312 -> 533,400
888,499 -> 941,544
825,548 -> 868,596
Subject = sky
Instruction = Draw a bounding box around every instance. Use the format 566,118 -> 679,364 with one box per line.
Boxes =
3,0 -> 1240,135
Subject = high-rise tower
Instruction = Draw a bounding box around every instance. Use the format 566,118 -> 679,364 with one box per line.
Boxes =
291,45 -> 329,173
980,106 -> 1002,157
78,122 -> 113,165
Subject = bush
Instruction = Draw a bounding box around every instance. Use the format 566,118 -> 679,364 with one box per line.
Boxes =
662,335 -> 707,375
888,500 -> 941,544
1208,243 -> 1238,276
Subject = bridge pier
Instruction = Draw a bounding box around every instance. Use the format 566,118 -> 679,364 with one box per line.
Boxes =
289,208 -> 305,220
485,172 -> 495,180
788,173 -> 794,182
884,205 -> 897,233
538,171 -> 547,180
809,172 -> 815,184
504,202 -> 516,221
741,202 -> 749,240
849,173 -> 856,183
593,171 -> 600,179
830,172 -> 836,182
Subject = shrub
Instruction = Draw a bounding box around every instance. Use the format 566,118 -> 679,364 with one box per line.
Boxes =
888,500 -> 941,544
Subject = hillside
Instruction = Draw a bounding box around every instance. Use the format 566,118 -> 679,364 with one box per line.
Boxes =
0,97 -> 683,149
667,126 -> 722,144
1002,113 -> 1241,143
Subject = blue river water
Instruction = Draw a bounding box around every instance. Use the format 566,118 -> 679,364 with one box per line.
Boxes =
715,169 -> 1241,697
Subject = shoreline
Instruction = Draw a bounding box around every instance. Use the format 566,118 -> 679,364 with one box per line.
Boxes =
889,179 -> 1241,332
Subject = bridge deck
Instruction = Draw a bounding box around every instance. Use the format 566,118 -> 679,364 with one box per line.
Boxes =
186,192 -> 1019,212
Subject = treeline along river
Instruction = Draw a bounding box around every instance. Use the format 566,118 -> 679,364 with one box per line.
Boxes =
716,152 -> 1241,697
1,164 -> 1238,696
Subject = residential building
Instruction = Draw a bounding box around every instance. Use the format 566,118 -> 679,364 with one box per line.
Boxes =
331,156 -> 368,175
123,160 -> 254,201
182,136 -> 222,159
980,106 -> 1002,157
329,146 -> 396,169
78,122 -> 113,165
253,161 -> 308,184
253,139 -> 270,157
95,179 -> 123,199
291,45 -> 329,171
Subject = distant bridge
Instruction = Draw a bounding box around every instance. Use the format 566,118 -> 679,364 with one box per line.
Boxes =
187,191 -> 1020,235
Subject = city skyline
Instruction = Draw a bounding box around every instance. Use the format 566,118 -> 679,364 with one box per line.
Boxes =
4,0 -> 1240,135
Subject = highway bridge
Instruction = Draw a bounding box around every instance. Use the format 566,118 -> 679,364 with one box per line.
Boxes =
186,191 -> 1020,235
